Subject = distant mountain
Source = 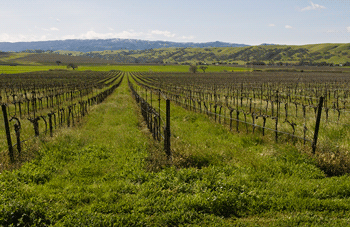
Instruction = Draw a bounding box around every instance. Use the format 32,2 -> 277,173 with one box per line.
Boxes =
0,39 -> 249,52
259,43 -> 276,46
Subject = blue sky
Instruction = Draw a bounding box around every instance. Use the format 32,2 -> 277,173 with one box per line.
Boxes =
1,0 -> 349,45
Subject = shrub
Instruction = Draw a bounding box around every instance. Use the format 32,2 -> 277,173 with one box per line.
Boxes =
189,65 -> 198,73
67,63 -> 78,70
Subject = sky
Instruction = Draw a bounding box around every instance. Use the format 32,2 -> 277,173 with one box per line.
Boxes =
0,0 -> 349,45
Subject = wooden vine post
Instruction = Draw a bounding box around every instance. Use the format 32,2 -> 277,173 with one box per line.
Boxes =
229,108 -> 233,131
2,104 -> 14,162
10,117 -> 21,155
28,117 -> 40,136
48,112 -> 54,137
276,90 -> 279,118
275,117 -> 278,142
312,96 -> 324,154
236,110 -> 240,132
158,90 -> 161,141
164,99 -> 171,159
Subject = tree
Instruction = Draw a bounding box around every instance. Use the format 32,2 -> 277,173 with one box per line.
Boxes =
67,63 -> 78,70
189,65 -> 198,73
199,66 -> 208,73
56,60 -> 62,66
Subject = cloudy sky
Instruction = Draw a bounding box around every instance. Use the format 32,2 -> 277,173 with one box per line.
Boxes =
1,0 -> 349,45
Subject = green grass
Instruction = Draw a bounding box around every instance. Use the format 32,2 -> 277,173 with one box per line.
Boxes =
0,52 -> 31,61
0,64 -> 248,74
0,65 -> 68,74
0,78 -> 153,225
2,76 -> 350,225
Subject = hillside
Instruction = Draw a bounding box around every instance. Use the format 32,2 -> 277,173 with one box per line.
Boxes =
0,52 -> 118,66
74,43 -> 350,65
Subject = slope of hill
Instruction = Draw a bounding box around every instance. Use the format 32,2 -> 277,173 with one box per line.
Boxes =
14,53 -> 118,65
55,43 -> 350,65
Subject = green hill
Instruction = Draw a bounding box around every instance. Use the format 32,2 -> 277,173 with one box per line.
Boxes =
54,43 -> 350,65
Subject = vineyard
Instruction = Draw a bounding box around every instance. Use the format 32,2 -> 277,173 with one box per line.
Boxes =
0,71 -> 123,167
3,70 -> 350,172
127,71 -> 350,173
2,69 -> 350,225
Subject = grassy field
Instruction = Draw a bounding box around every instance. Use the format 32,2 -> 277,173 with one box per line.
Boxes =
0,64 -> 248,74
0,65 -> 68,74
2,76 -> 350,225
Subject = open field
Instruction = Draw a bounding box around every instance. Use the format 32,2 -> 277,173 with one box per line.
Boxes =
2,69 -> 350,225
0,65 -> 69,74
0,64 -> 249,74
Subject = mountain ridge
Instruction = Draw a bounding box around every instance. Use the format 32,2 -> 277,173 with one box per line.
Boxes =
0,38 -> 249,52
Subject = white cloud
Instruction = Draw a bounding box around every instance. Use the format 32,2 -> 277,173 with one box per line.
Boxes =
268,24 -> 276,27
60,34 -> 77,40
325,27 -> 350,33
285,25 -> 293,29
62,30 -> 184,41
115,30 -> 145,39
0,33 -> 11,42
150,30 -> 176,37
301,1 -> 326,11
180,35 -> 195,40
0,33 -> 50,42
62,30 -> 145,40
0,29 -> 194,43
36,26 -> 59,32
